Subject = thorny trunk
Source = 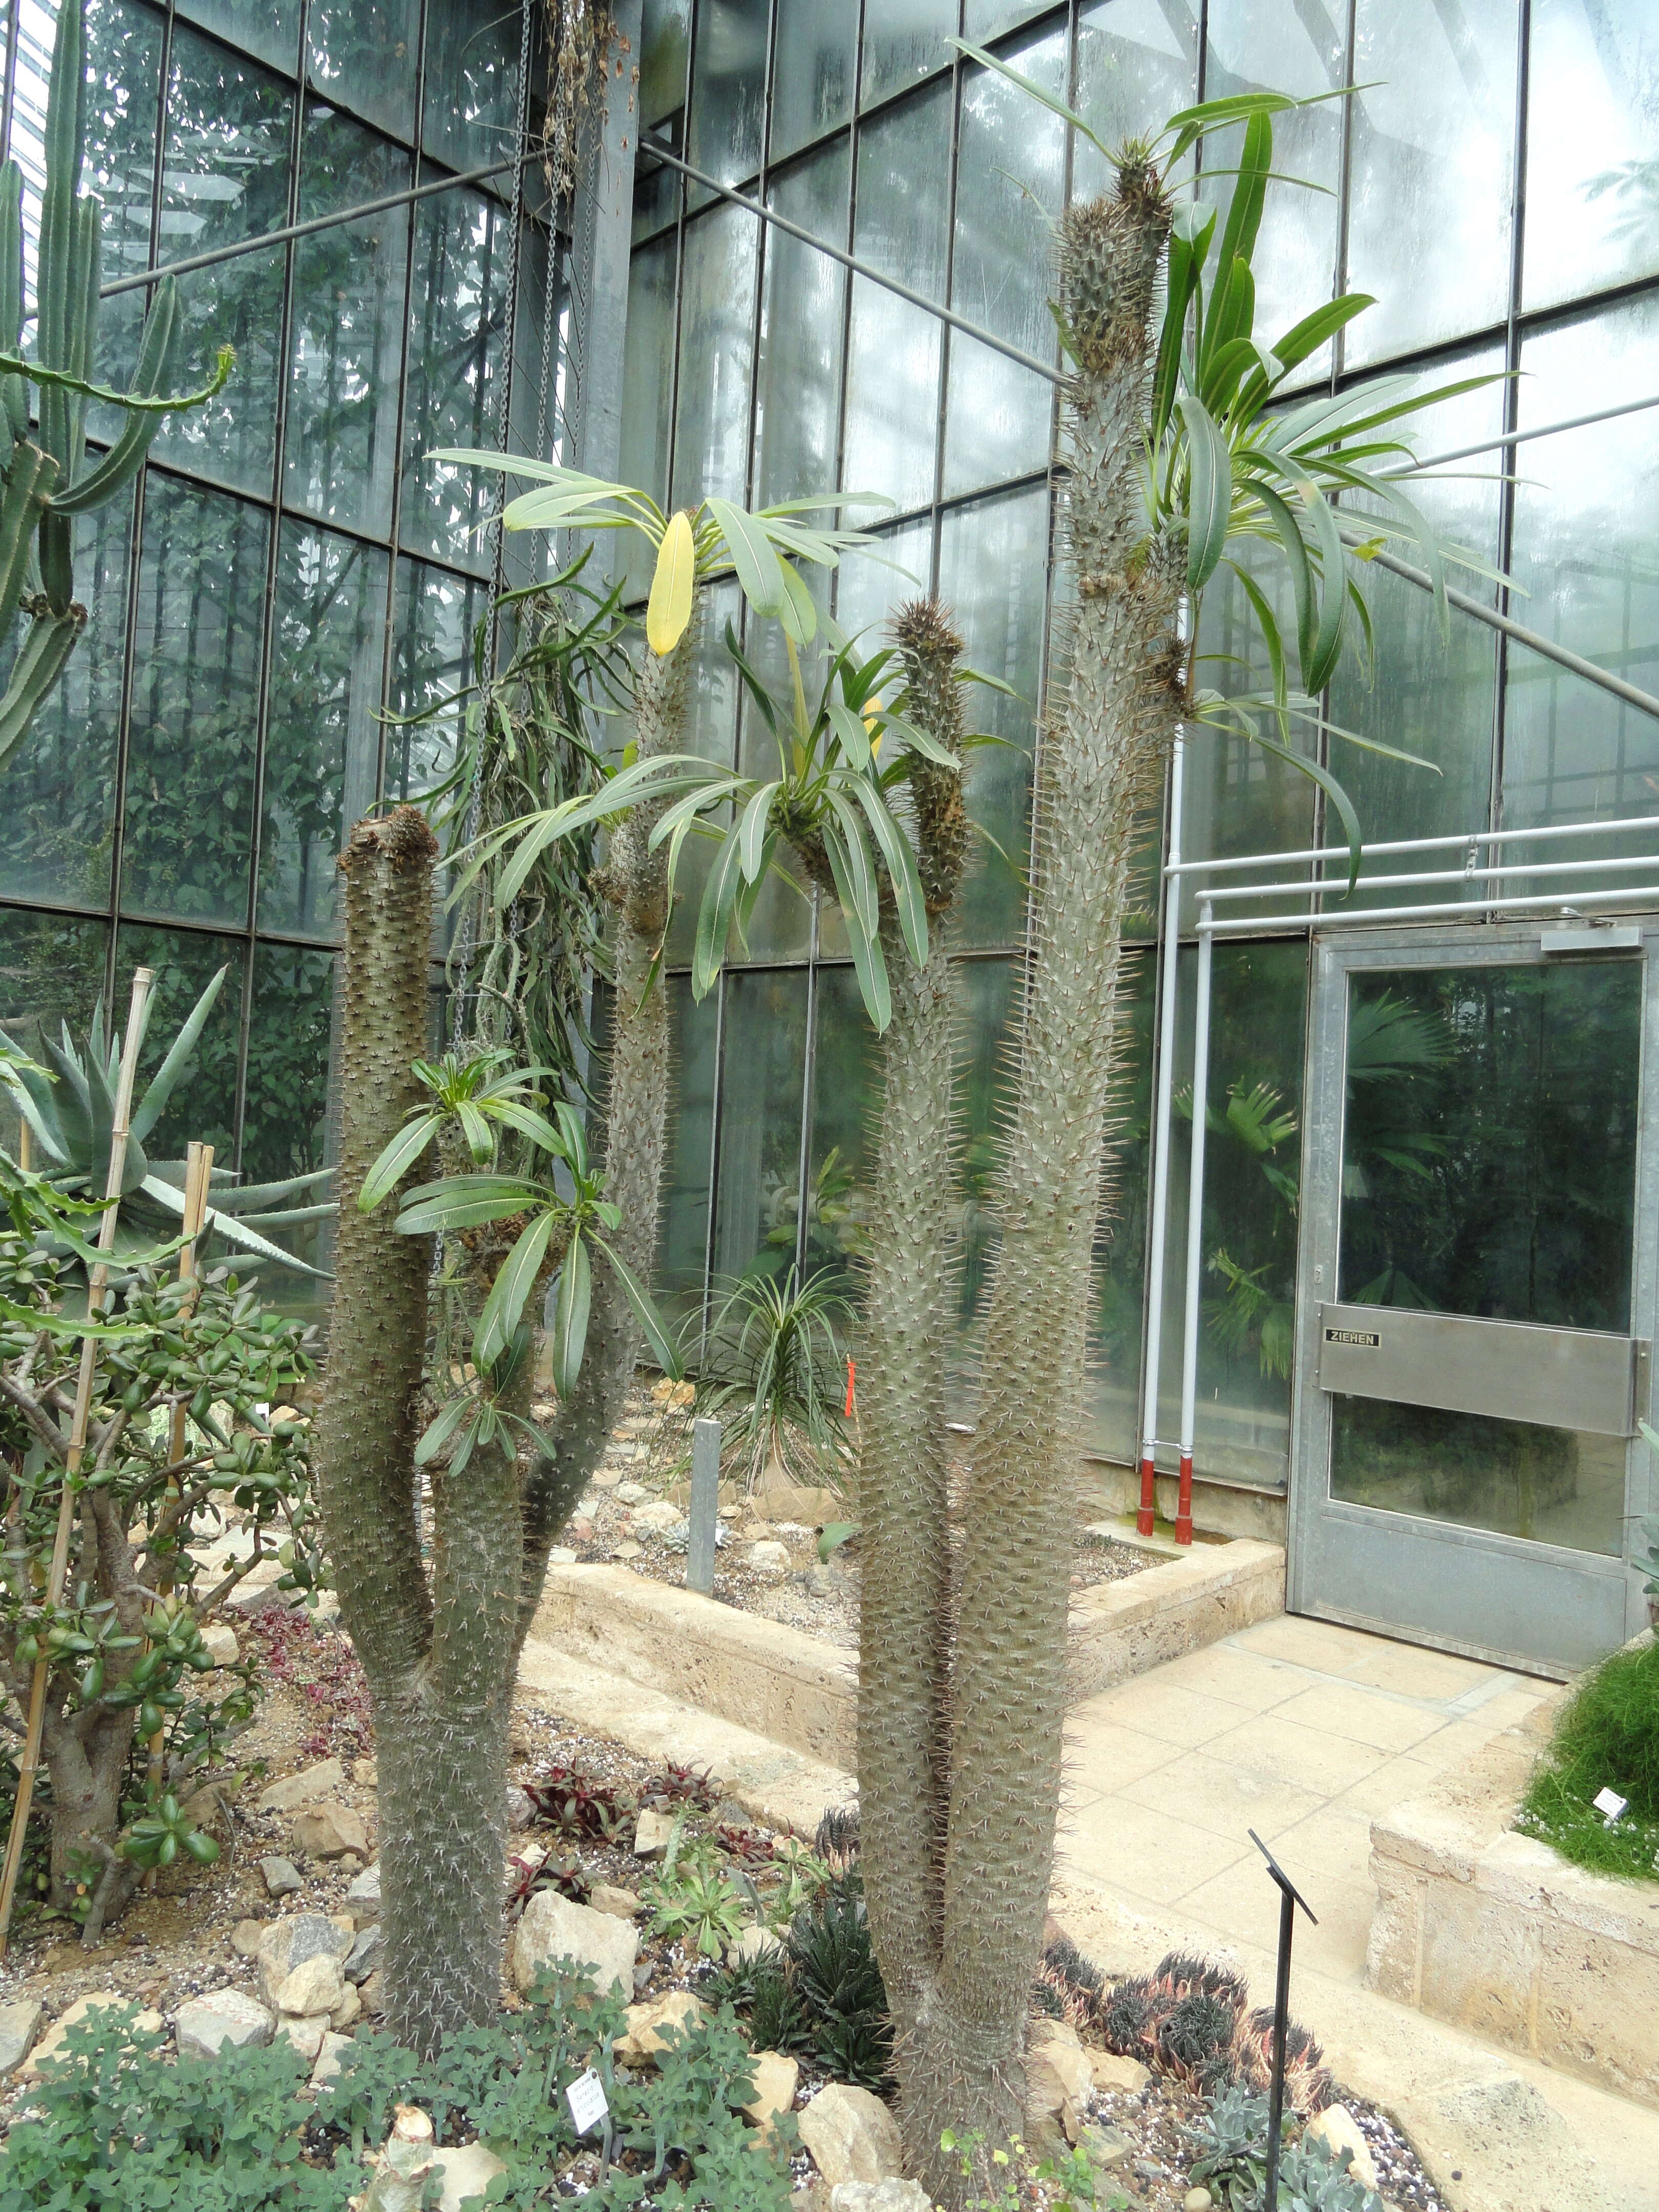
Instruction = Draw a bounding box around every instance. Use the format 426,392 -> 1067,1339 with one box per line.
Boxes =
865,175 -> 1184,2200
318,808 -> 524,2056
515,617 -> 692,1652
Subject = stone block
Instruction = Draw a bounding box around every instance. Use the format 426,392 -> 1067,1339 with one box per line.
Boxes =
292,1802 -> 369,1861
25,1994 -> 161,2075
345,1861 -> 381,1924
257,1759 -> 345,1816
257,1912 -> 352,2005
276,1952 -> 347,2017
633,1807 -> 677,1858
512,1886 -> 637,1997
744,2050 -> 799,2135
797,2083 -> 903,2186
0,2000 -> 42,2077
432,2142 -> 508,2211
309,2030 -> 354,2090
176,1989 -> 275,2060
616,1989 -> 705,2064
589,1883 -> 642,1919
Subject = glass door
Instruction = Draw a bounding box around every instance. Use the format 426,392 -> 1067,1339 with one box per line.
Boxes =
1289,927 -> 1658,1675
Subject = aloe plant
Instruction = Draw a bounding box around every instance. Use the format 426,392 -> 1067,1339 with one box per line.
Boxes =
1,967 -> 332,1280
0,0 -> 233,771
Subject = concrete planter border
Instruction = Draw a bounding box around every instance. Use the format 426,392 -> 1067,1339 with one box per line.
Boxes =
531,1538 -> 1284,1772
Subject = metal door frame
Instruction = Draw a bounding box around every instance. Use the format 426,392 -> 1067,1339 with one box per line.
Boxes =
1286,920 -> 1659,1676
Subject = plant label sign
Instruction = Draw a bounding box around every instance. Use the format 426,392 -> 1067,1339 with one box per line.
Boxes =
1594,1786 -> 1628,1826
566,2068 -> 609,2134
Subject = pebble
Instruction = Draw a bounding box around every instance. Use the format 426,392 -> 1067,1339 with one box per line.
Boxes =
1184,2192 -> 1213,2212
260,1856 -> 303,1899
257,1759 -> 344,1817
612,1539 -> 643,1560
615,1481 -> 649,1505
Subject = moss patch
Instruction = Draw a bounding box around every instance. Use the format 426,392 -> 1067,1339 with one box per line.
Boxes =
1517,1639 -> 1659,1881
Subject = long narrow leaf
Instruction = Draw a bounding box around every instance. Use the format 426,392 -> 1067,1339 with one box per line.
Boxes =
646,509 -> 696,654
736,781 -> 780,882
591,1233 -> 683,1378
946,37 -> 1114,164
1177,394 -> 1233,591
475,1209 -> 558,1371
705,496 -> 787,617
357,1113 -> 442,1213
550,1232 -> 592,1398
848,778 -> 929,968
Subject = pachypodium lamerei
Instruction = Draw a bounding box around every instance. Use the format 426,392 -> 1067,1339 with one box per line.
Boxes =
0,0 -> 232,770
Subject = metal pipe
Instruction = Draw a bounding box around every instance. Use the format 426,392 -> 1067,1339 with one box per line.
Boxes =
1138,733 -> 1185,1533
1175,902 -> 1215,1545
1167,809 -> 1659,878
1393,390 -> 1659,476
1204,848 -> 1659,904
1206,879 -> 1659,934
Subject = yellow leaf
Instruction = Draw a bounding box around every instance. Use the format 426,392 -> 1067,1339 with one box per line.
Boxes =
646,510 -> 696,655
865,692 -> 883,757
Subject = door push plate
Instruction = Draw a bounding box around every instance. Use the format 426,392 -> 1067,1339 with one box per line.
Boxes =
1317,1303 -> 1648,1438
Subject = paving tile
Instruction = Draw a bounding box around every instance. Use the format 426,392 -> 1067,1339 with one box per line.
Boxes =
1203,1711 -> 1390,1797
1119,1748 -> 1325,1845
1335,1637 -> 1498,1703
1229,1615 -> 1382,1675
1181,1864 -> 1376,1987
1059,1796 -> 1253,1905
1064,1718 -> 1184,1791
1081,1676 -> 1250,1749
1269,1680 -> 1452,1755
1152,1644 -> 1306,1714
1324,1751 -> 1441,1822
1260,1803 -> 1378,1891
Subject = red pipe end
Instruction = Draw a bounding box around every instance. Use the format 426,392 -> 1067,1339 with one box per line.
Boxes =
1175,1452 -> 1195,1546
1136,1454 -> 1157,1537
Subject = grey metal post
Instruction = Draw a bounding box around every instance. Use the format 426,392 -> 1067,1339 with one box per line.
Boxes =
686,1416 -> 721,1596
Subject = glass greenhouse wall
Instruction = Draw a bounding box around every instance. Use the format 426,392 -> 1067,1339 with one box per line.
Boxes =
621,0 -> 1659,1504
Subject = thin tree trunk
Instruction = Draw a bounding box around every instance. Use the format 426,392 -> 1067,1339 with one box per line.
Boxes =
900,170 -> 1185,2198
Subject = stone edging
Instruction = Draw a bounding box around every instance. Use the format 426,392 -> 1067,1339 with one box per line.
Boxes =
530,1538 -> 1285,1770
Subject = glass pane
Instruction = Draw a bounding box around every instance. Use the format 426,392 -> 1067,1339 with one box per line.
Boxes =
0,909 -> 109,1153
1074,0 -> 1200,204
833,514 -> 933,637
633,157 -> 680,243
670,205 -> 758,509
861,0 -> 954,109
1088,947 -> 1154,1462
116,924 -> 244,1162
1502,291 -> 1659,885
173,0 -> 301,77
1202,0 -> 1345,384
641,0 -> 691,128
286,105 -> 410,537
1345,0 -> 1517,370
1155,939 -> 1307,1487
842,84 -> 951,514
1324,359 -> 1504,903
0,482 -> 133,908
755,141 -> 849,508
400,183 -> 512,567
944,25 -> 1066,498
687,0 -> 768,198
152,25 -> 293,496
964,0 -> 1051,35
422,0 -> 523,173
122,477 -> 269,927
951,954 -> 1017,1418
664,581 -> 743,966
711,967 -> 807,1283
1525,0 -> 1659,312
771,0 -> 858,161
619,232 -> 678,535
307,0 -> 417,145
242,941 -> 337,1315
387,558 -> 490,803
260,524 -> 389,939
1331,1398 -> 1625,1558
656,976 -> 718,1331
939,484 -> 1050,948
1338,962 -> 1641,1329
803,963 -> 879,1304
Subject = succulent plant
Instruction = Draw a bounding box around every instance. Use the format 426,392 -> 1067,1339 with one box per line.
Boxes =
0,0 -> 233,770
2,965 -> 333,1279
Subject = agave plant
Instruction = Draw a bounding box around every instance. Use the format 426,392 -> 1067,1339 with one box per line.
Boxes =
1,968 -> 333,1278
0,0 -> 233,770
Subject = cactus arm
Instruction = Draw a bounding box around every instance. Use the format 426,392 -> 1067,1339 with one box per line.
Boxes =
53,279 -> 181,515
0,608 -> 82,768
0,163 -> 26,437
36,512 -> 73,615
34,0 -> 84,474
63,192 -> 100,466
0,445 -> 58,626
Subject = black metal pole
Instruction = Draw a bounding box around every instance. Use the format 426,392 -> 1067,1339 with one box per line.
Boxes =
1263,1880 -> 1296,2209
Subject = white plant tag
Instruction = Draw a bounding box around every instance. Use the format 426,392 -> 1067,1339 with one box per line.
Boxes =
1593,1786 -> 1628,1825
566,2068 -> 610,2135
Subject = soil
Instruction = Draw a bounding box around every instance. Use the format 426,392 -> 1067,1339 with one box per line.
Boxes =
550,1382 -> 1156,1650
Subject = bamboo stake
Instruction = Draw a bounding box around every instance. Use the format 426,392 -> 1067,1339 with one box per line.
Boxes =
0,968 -> 154,1951
143,1141 -> 213,1863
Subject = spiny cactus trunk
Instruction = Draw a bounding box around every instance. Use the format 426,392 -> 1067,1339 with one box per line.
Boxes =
516,619 -> 693,1647
319,808 -> 523,2056
899,174 -> 1184,2200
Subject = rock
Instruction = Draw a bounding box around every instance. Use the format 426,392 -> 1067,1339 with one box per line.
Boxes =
257,1758 -> 345,1816
176,1989 -> 275,2060
201,1621 -> 241,1667
1083,2125 -> 1131,2170
25,1993 -> 163,2075
345,1862 -> 381,1924
827,2186 -> 930,2212
0,1999 -> 42,2076
257,1912 -> 352,2004
1088,2048 -> 1151,2095
589,1883 -> 642,1919
805,1566 -> 848,1598
261,1855 -> 304,1899
277,1952 -> 347,2017
717,1502 -> 741,1520
352,1757 -> 378,1788
1304,2105 -> 1378,2190
360,1971 -> 385,2017
505,1785 -> 534,1829
629,1498 -> 684,1534
1025,2018 -> 1093,2147
612,1539 -> 643,1560
432,2141 -> 508,2212
744,2050 -> 799,2135
615,1481 -> 649,1505
755,1483 -> 845,1528
232,1918 -> 266,1959
1183,2191 -> 1214,2212
632,1807 -> 678,1859
332,1983 -> 362,2031
345,1925 -> 384,1983
797,2083 -> 904,2186
591,1468 -> 622,1489
292,1801 -> 369,1860
279,2014 -> 330,2062
512,1886 -> 637,1998
727,1922 -> 784,1966
310,2030 -> 354,2090
747,1540 -> 792,1576
548,1545 -> 579,1565
616,1989 -> 705,2064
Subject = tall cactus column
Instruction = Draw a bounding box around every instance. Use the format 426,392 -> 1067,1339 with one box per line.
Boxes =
318,807 -> 524,2055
